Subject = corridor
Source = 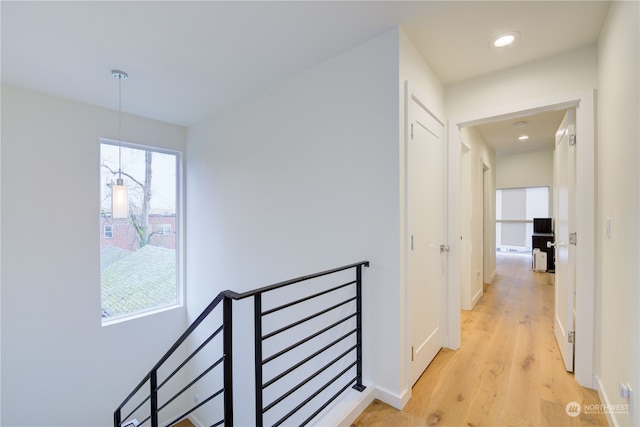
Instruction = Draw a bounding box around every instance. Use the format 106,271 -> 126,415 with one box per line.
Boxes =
353,253 -> 607,426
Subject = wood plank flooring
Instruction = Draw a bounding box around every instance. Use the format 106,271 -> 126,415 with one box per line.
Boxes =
352,253 -> 607,427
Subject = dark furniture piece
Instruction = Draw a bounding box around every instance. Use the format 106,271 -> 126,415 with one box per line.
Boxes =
532,218 -> 554,272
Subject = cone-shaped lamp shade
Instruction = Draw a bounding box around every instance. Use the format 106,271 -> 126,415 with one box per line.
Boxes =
112,178 -> 128,218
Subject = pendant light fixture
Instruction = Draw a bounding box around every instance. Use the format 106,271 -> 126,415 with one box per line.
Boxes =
111,69 -> 129,218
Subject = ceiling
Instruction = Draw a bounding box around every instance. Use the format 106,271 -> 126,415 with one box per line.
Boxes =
474,109 -> 568,157
1,1 -> 610,154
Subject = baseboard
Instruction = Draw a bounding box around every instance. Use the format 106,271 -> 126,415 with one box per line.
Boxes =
471,287 -> 483,307
311,381 -> 375,427
375,385 -> 411,410
187,414 -> 204,427
488,269 -> 497,283
187,384 -> 406,427
594,375 -> 618,427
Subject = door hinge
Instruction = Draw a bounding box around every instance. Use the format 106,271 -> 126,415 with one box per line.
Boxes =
411,235 -> 414,251
568,331 -> 575,343
411,346 -> 414,362
440,244 -> 450,253
569,232 -> 577,246
411,123 -> 414,140
569,134 -> 577,146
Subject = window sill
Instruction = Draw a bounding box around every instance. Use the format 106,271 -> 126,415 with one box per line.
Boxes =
101,303 -> 183,327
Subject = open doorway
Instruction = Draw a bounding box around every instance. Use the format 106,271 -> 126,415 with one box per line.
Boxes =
447,90 -> 595,387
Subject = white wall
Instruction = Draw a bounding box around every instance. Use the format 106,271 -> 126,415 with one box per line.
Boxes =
1,86 -> 188,426
496,150 -> 554,213
595,2 -> 640,425
446,45 -> 598,120
461,127 -> 496,305
186,29 -> 405,424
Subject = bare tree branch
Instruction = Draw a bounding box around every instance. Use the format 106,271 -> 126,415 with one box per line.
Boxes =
101,162 -> 145,188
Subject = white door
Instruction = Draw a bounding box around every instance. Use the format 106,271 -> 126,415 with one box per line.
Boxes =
553,109 -> 576,372
407,93 -> 446,386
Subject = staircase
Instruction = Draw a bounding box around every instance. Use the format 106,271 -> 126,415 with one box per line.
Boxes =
114,261 -> 369,427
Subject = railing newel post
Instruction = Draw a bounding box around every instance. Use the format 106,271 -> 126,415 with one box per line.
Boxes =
353,263 -> 366,392
150,370 -> 158,427
114,409 -> 121,427
223,296 -> 234,427
254,294 -> 264,427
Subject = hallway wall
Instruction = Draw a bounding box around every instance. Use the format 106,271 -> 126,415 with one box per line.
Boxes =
445,45 -> 597,119
596,2 -> 640,425
460,127 -> 496,306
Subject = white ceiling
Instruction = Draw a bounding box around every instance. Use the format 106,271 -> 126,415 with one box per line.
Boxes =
1,1 -> 610,153
474,109 -> 568,157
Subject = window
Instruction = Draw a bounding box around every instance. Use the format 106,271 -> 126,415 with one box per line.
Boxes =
496,186 -> 549,252
100,139 -> 181,323
156,223 -> 172,235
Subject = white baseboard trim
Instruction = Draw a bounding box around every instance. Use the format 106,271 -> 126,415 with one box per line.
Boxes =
312,383 -> 410,426
488,269 -> 497,283
312,381 -> 375,427
471,288 -> 483,307
188,414 -> 205,427
594,375 -> 618,427
187,383 -> 408,427
375,385 -> 411,410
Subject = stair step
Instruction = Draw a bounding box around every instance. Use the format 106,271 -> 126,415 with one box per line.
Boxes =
172,420 -> 195,427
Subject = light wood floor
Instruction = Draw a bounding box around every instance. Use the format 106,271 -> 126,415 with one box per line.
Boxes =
352,253 -> 607,427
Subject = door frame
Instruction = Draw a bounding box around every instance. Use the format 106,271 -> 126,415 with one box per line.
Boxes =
460,141 -> 472,309
446,90 -> 595,387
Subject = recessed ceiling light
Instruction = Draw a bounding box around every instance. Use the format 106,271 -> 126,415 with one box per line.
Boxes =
513,120 -> 528,128
518,135 -> 529,141
491,31 -> 520,48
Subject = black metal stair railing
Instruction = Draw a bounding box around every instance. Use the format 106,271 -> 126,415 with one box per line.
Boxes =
113,261 -> 369,427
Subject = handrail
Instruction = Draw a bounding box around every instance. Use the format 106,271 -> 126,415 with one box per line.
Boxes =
229,260 -> 369,300
114,260 -> 369,427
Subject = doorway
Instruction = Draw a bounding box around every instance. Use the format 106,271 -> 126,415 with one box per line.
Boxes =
447,91 -> 595,387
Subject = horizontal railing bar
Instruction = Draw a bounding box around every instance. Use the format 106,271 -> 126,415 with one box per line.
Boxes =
228,261 -> 369,301
115,292 -> 227,413
272,362 -> 357,427
264,344 -> 357,413
263,314 -> 356,365
164,387 -> 224,427
300,376 -> 358,427
138,413 -> 151,427
262,280 -> 356,316
262,296 -> 356,341
121,393 -> 150,425
263,329 -> 355,389
157,356 -> 224,414
158,323 -> 224,391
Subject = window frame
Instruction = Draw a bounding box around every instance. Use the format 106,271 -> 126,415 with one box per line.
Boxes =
104,224 -> 114,239
99,138 -> 184,326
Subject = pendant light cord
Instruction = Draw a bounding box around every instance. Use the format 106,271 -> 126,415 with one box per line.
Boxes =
118,74 -> 122,181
